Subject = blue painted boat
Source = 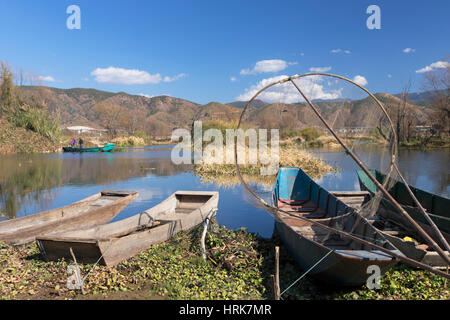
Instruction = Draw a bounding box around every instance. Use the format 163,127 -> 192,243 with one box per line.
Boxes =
63,143 -> 115,153
272,167 -> 401,286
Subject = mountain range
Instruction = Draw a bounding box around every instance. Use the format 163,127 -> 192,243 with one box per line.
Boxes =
17,86 -> 437,136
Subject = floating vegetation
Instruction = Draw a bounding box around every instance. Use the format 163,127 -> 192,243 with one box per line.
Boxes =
194,146 -> 335,186
0,225 -> 447,300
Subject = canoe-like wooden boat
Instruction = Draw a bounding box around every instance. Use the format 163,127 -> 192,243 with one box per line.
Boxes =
36,191 -> 219,267
63,143 -> 115,153
357,169 -> 450,245
0,190 -> 138,245
272,167 -> 401,286
334,190 -> 448,268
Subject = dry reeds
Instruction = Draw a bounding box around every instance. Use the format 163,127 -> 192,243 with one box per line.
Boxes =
194,146 -> 334,187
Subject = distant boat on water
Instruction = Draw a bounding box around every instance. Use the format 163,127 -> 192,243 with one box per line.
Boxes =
62,143 -> 116,153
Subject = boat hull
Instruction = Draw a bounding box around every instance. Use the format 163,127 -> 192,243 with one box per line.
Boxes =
276,220 -> 398,286
37,191 -> 219,267
272,167 -> 400,286
63,143 -> 115,153
357,169 -> 450,244
0,190 -> 138,245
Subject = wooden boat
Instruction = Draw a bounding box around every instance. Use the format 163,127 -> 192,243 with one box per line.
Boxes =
36,191 -> 219,267
272,167 -> 401,286
334,189 -> 449,269
62,143 -> 115,153
357,169 -> 450,244
0,190 -> 138,245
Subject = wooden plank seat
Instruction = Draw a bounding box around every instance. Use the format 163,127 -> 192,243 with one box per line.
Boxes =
277,199 -> 327,218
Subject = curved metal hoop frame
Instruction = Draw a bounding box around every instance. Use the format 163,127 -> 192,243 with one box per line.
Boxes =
234,72 -> 398,208
230,73 -> 450,277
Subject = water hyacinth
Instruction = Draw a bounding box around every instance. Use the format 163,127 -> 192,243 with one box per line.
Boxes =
0,224 -> 447,300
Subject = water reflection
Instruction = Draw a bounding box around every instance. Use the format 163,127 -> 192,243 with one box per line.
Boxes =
0,147 -> 190,219
308,145 -> 449,197
0,145 -> 448,238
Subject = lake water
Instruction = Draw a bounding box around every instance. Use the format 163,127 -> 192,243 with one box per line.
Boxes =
0,145 -> 448,238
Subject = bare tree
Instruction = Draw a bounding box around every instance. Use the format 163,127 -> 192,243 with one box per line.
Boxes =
421,58 -> 450,137
94,101 -> 124,138
377,81 -> 417,145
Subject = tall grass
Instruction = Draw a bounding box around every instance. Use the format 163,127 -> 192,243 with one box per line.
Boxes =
6,107 -> 61,141
0,62 -> 61,142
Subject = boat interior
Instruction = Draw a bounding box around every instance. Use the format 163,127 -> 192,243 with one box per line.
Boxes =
274,168 -> 393,251
0,191 -> 134,234
42,192 -> 215,241
364,170 -> 448,218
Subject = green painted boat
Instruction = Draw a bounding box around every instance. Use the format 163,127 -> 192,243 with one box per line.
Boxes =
63,143 -> 115,153
357,169 -> 450,243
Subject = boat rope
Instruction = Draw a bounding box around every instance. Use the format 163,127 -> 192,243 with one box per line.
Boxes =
78,240 -> 117,290
201,207 -> 218,260
75,221 -> 161,291
280,249 -> 334,299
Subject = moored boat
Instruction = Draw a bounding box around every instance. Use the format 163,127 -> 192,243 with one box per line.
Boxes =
272,167 -> 401,286
36,191 -> 219,267
333,189 -> 449,268
0,190 -> 138,245
357,169 -> 450,244
62,143 -> 116,152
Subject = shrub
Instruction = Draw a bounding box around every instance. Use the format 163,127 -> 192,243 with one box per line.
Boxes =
299,127 -> 323,141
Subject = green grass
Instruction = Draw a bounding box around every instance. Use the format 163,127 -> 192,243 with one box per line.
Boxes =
6,107 -> 61,142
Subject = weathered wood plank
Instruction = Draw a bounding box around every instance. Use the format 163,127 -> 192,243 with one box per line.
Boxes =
0,191 -> 138,245
36,191 -> 219,267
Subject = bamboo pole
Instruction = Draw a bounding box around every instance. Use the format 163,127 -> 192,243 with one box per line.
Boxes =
69,247 -> 85,295
393,164 -> 450,252
273,206 -> 450,279
275,246 -> 280,300
289,78 -> 450,267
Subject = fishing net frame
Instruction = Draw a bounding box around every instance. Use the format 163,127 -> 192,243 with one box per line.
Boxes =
233,72 -> 450,277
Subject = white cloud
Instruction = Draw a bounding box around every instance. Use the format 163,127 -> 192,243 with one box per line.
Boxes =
331,49 -> 351,54
309,66 -> 332,73
91,67 -> 162,84
403,48 -> 415,53
240,59 -> 295,75
230,77 -> 237,82
352,75 -> 368,86
163,73 -> 186,82
236,75 -> 342,103
300,52 -> 305,56
138,93 -> 152,98
416,60 -> 450,73
38,75 -> 55,82
387,74 -> 392,78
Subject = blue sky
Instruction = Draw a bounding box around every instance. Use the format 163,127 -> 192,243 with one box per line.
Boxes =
0,0 -> 449,104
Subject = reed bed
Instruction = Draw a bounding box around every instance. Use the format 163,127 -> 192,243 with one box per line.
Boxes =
112,136 -> 146,147
194,146 -> 334,187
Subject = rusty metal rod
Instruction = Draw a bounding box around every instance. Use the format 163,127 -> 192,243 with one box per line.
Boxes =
289,78 -> 450,266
